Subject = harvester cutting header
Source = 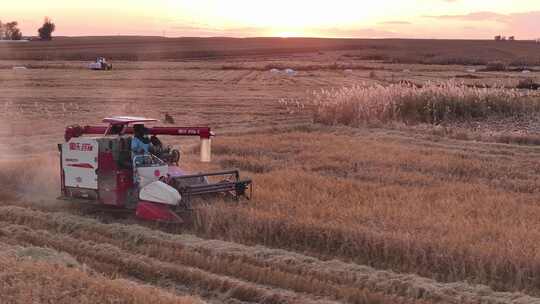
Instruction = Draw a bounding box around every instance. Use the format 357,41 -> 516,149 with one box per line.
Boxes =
59,116 -> 252,223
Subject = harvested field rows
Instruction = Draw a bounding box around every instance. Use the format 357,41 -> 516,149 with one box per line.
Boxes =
0,205 -> 539,304
0,244 -> 200,304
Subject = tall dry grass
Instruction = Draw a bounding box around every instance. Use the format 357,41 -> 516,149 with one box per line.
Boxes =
296,82 -> 540,126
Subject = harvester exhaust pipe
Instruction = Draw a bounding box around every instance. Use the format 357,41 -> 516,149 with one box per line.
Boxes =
200,137 -> 212,162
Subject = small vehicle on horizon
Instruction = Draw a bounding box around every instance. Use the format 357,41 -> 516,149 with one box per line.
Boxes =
89,57 -> 113,70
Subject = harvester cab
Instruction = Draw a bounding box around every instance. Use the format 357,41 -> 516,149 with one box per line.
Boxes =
59,116 -> 252,223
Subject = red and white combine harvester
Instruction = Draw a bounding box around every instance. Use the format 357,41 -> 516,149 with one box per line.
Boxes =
58,116 -> 252,223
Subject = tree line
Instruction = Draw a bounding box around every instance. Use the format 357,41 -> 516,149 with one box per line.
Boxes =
0,17 -> 55,41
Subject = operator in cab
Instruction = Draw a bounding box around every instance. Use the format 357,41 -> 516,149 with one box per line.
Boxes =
131,124 -> 151,163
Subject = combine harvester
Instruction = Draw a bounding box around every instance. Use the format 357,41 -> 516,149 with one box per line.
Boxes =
58,117 -> 252,223
89,57 -> 113,70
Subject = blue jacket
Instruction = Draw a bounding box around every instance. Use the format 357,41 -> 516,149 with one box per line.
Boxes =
131,136 -> 150,155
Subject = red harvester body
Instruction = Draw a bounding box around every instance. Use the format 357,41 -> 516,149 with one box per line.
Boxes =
58,116 -> 252,223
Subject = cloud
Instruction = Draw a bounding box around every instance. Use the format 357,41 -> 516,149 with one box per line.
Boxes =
169,24 -> 266,37
156,9 -> 540,40
319,27 -> 401,38
167,22 -> 403,39
424,10 -> 540,39
380,21 -> 412,25
424,11 -> 510,22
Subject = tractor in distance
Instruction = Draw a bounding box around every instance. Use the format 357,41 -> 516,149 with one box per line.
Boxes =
89,57 -> 113,70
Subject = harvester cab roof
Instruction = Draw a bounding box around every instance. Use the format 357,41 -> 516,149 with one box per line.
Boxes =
59,116 -> 252,223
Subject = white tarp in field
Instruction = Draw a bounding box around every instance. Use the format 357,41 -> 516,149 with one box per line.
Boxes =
284,68 -> 296,75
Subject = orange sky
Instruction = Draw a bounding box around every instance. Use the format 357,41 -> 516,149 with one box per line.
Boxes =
2,0 -> 540,39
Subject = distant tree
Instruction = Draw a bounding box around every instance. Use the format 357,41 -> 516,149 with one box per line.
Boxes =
501,36 -> 507,41
494,35 -> 502,41
38,17 -> 55,40
508,36 -> 515,41
2,21 -> 23,40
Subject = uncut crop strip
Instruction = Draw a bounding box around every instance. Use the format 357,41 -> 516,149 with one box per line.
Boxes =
0,207 -> 538,304
0,223 -> 340,304
203,130 -> 540,296
300,81 -> 540,126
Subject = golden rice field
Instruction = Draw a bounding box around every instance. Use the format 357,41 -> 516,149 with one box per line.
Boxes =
1,38 -> 540,303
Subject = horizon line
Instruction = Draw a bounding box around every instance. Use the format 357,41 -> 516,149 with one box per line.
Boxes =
9,35 -> 537,41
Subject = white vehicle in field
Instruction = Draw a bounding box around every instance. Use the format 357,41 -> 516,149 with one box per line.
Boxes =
89,57 -> 113,70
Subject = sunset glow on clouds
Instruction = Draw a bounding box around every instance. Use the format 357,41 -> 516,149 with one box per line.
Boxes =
1,0 -> 539,39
